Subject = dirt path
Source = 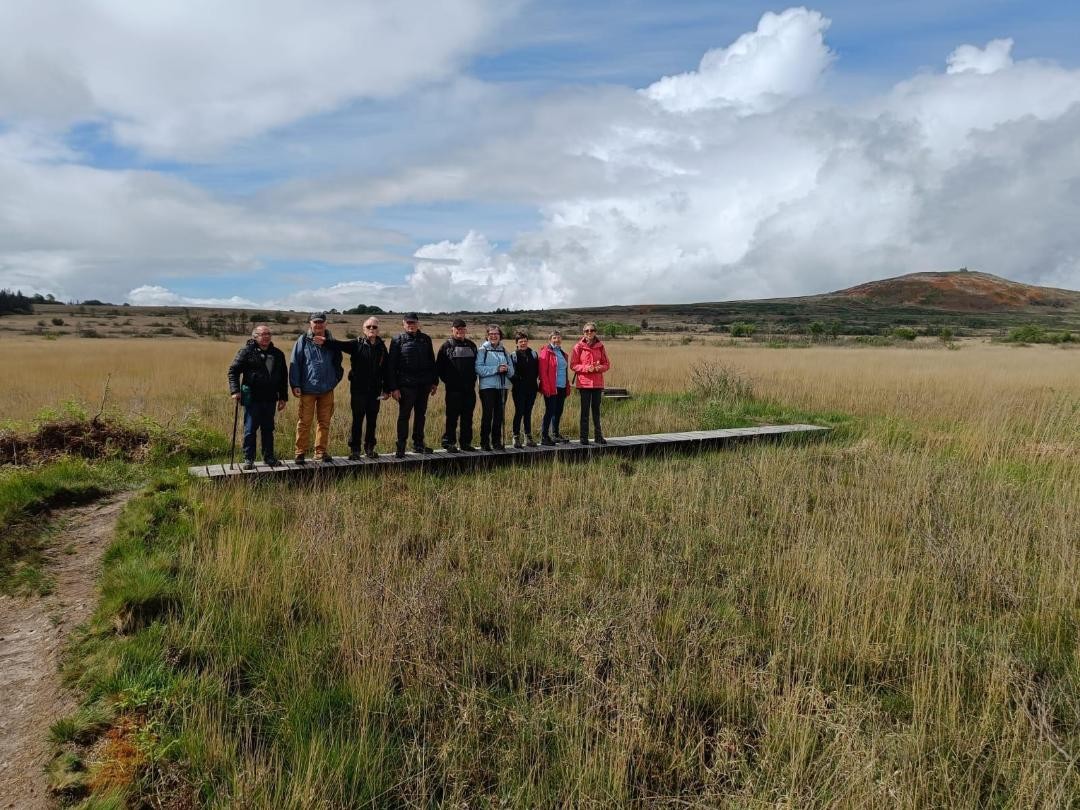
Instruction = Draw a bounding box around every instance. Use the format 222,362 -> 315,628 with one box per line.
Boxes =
0,494 -> 132,810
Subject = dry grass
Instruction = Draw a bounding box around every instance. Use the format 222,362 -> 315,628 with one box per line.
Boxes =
21,337 -> 1080,807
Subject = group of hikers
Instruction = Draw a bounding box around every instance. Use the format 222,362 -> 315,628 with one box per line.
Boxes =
227,312 -> 612,469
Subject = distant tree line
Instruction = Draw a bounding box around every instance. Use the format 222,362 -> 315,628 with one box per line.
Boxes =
0,289 -> 35,315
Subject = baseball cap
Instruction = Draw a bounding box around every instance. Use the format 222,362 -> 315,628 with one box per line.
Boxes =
403,312 -> 420,322
309,312 -> 327,322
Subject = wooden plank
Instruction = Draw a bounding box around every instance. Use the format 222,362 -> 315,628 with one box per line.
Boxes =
190,424 -> 829,480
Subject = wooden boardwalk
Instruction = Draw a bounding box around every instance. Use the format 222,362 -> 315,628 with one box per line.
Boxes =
189,424 -> 828,481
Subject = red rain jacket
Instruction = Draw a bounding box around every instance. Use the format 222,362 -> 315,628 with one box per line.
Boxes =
570,337 -> 610,389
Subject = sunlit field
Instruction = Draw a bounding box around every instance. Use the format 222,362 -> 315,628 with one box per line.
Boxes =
8,337 -> 1080,806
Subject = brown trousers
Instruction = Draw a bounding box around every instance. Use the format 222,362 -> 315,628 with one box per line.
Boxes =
294,390 -> 335,457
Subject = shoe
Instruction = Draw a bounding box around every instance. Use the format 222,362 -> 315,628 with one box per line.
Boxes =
541,436 -> 556,446
445,445 -> 461,453
395,447 -> 406,459
348,451 -> 362,461
526,435 -> 538,447
579,437 -> 590,445
413,445 -> 434,454
242,460 -> 256,470
366,448 -> 379,459
480,442 -> 492,452
294,454 -> 306,465
460,444 -> 477,452
596,436 -> 608,445
512,434 -> 523,449
493,443 -> 506,451
265,457 -> 281,467
317,453 -> 334,463
553,433 -> 569,444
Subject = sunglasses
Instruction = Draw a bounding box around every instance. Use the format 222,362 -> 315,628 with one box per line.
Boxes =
364,325 -> 379,329
584,328 -> 596,333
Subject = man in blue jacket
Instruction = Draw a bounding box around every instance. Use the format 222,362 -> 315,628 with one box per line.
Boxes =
289,312 -> 343,464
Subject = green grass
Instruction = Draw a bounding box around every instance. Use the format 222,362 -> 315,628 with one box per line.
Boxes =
0,459 -> 138,594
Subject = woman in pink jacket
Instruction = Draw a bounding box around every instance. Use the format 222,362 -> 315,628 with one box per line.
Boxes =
570,322 -> 610,444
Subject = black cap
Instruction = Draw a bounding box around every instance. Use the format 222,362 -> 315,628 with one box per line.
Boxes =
309,312 -> 327,322
403,312 -> 420,322
452,318 -> 467,328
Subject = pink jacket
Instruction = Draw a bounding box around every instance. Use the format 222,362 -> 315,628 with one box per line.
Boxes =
570,337 -> 610,389
538,344 -> 569,397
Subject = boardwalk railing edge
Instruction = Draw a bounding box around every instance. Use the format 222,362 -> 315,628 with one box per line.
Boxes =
189,424 -> 830,482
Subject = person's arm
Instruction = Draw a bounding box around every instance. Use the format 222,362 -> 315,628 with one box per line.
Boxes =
505,351 -> 515,380
385,337 -> 400,398
322,337 -> 356,354
475,349 -> 496,378
569,344 -> 587,374
596,345 -> 610,373
435,342 -> 452,386
227,348 -> 245,396
427,337 -> 438,393
276,349 -> 289,402
289,338 -> 303,396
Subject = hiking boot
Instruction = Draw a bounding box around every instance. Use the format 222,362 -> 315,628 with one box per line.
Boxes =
595,436 -> 608,445
242,460 -> 256,471
445,444 -> 461,453
525,434 -> 538,447
413,445 -> 434,454
294,454 -> 306,465
553,433 -> 569,443
480,442 -> 492,452
540,435 -> 556,446
366,447 -> 379,459
512,434 -> 523,449
394,447 -> 406,459
265,457 -> 281,467
460,444 -> 478,452
348,451 -> 363,461
317,453 -> 334,463
493,443 -> 506,451
579,436 -> 590,445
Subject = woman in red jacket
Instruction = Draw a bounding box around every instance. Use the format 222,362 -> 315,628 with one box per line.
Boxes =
570,322 -> 610,444
538,330 -> 570,445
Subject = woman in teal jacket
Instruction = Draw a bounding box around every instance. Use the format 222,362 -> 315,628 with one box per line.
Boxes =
475,325 -> 515,450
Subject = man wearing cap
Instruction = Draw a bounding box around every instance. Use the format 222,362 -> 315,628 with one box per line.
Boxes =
289,312 -> 344,464
386,313 -> 438,458
435,319 -> 478,452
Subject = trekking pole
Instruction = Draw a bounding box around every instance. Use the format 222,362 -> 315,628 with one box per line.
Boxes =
229,396 -> 240,470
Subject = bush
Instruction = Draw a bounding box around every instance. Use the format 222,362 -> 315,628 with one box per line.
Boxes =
938,327 -> 954,343
690,361 -> 754,403
1007,324 -> 1074,344
891,327 -> 917,341
596,321 -> 642,337
729,321 -> 757,337
51,317 -> 65,326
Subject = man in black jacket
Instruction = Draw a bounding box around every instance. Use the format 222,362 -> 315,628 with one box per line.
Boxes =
386,313 -> 438,458
321,316 -> 389,459
435,318 -> 478,452
227,324 -> 289,469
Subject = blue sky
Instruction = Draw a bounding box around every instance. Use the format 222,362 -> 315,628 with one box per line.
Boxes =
2,0 -> 1079,309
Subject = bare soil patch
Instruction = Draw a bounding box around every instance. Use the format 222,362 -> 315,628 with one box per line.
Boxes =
0,494 -> 131,809
0,419 -> 151,466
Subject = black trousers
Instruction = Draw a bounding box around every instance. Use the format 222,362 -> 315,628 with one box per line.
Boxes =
442,388 -> 475,447
542,391 -> 567,437
479,388 -> 507,447
512,387 -> 537,436
396,386 -> 430,449
579,388 -> 604,440
242,400 -> 276,461
349,391 -> 381,451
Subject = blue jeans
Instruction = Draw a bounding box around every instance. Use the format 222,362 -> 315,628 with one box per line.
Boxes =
542,391 -> 567,437
243,400 -> 277,461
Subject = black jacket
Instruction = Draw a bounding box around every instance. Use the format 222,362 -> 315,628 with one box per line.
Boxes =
386,331 -> 437,390
511,348 -> 540,393
325,337 -> 388,396
436,338 -> 479,391
228,339 -> 289,403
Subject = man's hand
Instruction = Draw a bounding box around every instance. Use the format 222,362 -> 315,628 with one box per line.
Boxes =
390,389 -> 401,401
231,393 -> 241,401
380,393 -> 390,401
292,387 -> 302,398
498,364 -> 507,373
430,384 -> 438,396
312,334 -> 326,346
277,400 -> 286,412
